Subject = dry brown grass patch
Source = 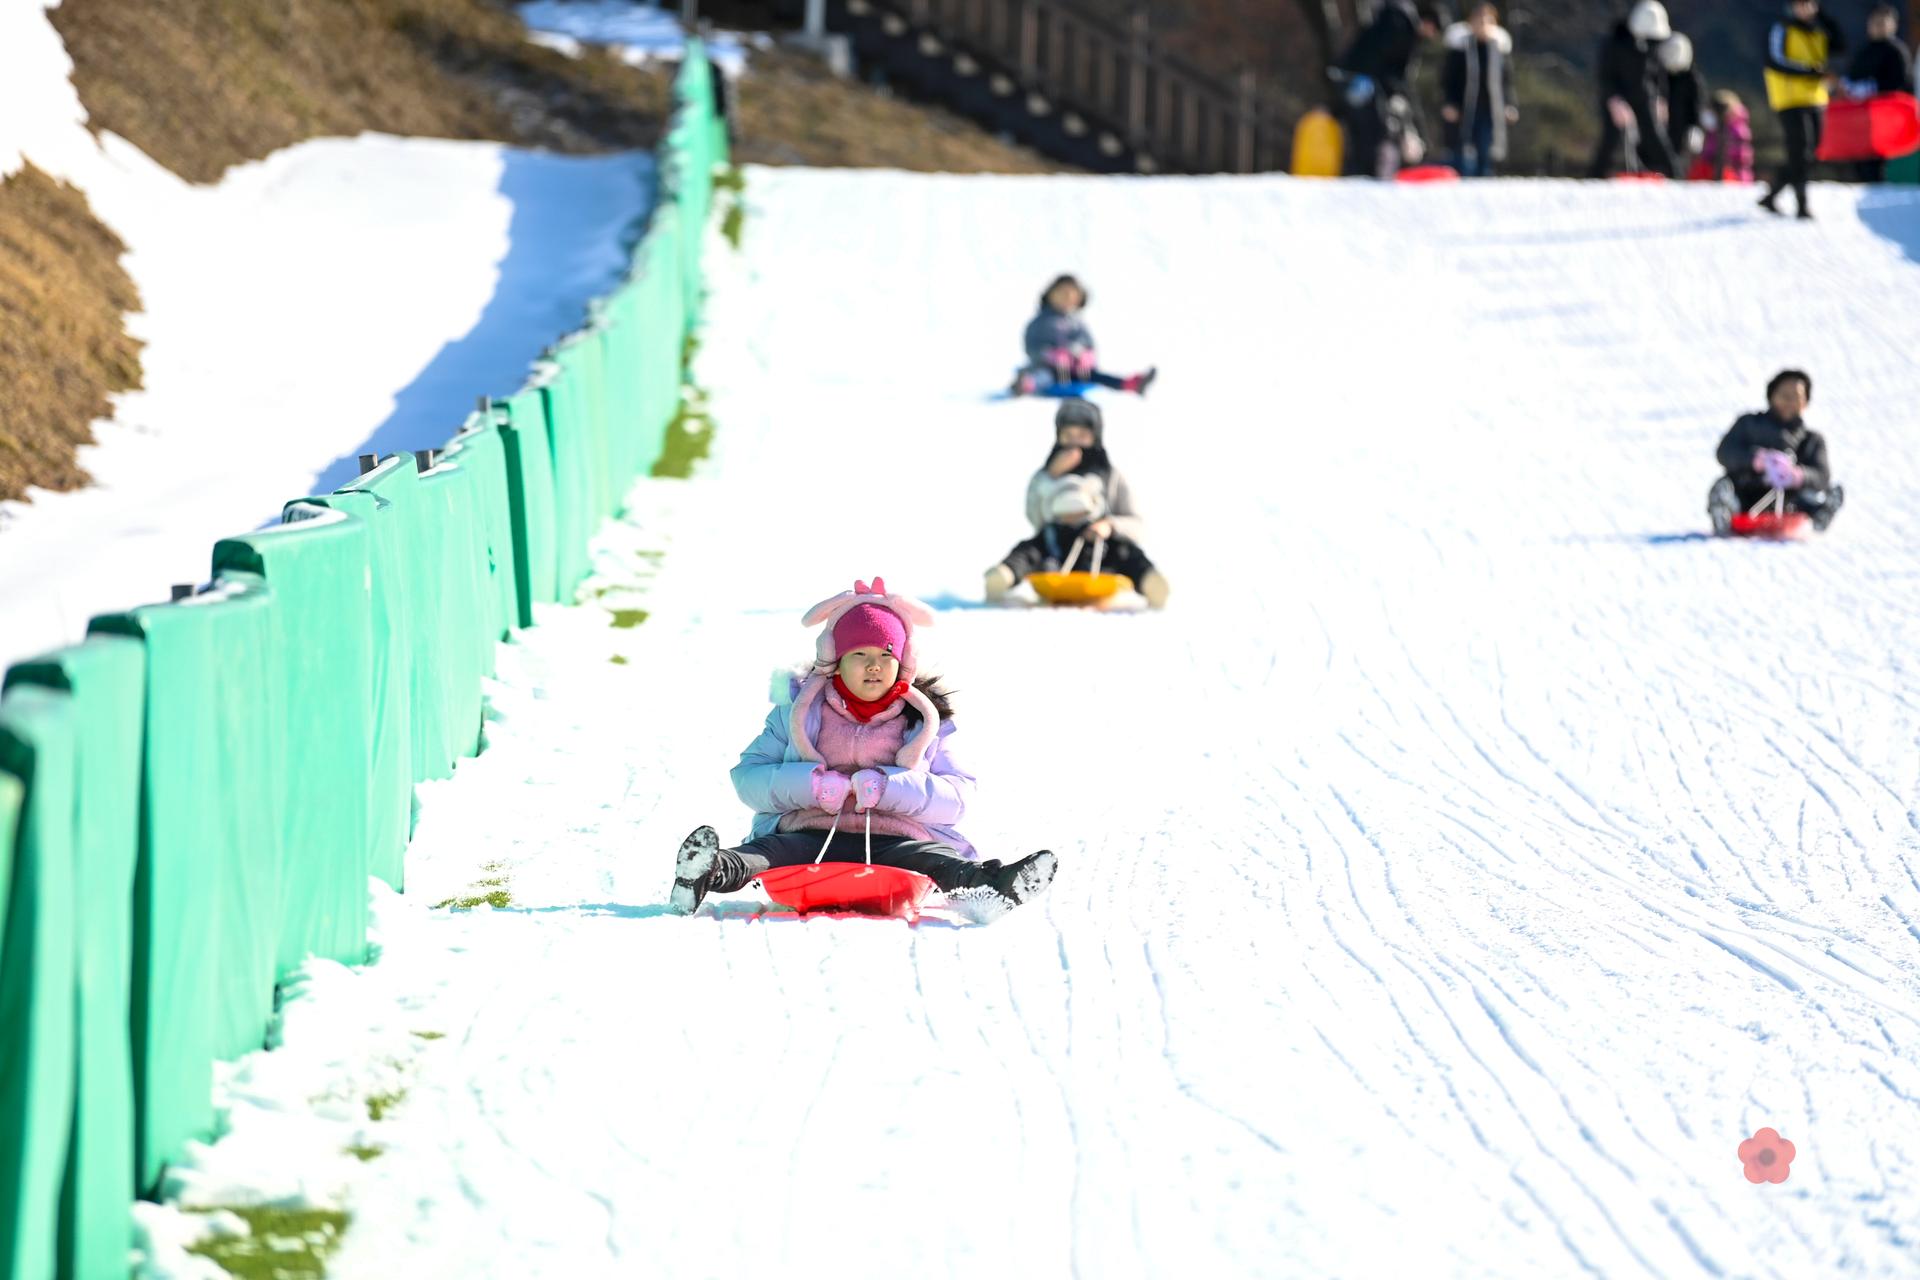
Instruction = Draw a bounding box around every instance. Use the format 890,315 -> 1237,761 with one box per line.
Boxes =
0,163 -> 143,504
50,0 -> 671,184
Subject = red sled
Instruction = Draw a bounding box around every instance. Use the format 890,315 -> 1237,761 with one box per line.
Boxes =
1816,93 -> 1920,163
1686,158 -> 1751,183
1395,164 -> 1459,184
1729,511 -> 1811,540
757,863 -> 933,917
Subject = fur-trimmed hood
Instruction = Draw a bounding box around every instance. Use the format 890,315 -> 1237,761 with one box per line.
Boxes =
1445,22 -> 1512,54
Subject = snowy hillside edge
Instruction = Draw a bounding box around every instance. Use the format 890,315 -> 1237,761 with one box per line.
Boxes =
0,42 -> 726,1279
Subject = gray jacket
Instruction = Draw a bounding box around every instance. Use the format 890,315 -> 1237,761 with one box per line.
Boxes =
1025,467 -> 1146,542
1443,22 -> 1515,162
1024,308 -> 1094,365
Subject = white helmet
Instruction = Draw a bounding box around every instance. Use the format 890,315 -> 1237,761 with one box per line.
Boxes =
1657,33 -> 1693,72
1628,0 -> 1672,42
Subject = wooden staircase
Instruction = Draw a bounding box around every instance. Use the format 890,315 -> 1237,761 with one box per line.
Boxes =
756,0 -> 1292,173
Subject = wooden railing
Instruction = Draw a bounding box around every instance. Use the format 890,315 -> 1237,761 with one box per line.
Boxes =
890,0 -> 1293,172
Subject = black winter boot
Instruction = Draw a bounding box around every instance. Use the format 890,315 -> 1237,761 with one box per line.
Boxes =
669,826 -> 720,915
1807,485 -> 1845,532
1707,476 -> 1738,536
671,827 -> 772,914
948,850 -> 1058,922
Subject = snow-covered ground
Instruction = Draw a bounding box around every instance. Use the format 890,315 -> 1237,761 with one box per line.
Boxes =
0,3 -> 651,672
137,171 -> 1920,1277
519,0 -> 755,75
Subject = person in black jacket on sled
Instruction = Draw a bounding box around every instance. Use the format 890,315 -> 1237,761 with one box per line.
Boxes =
1709,370 -> 1845,535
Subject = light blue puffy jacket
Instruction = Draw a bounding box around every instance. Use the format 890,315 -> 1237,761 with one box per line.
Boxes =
729,675 -> 980,858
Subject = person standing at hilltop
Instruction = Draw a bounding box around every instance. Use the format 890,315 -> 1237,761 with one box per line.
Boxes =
1757,0 -> 1845,218
1658,34 -> 1707,174
1441,3 -> 1519,177
1840,5 -> 1914,181
1589,2 -> 1677,178
1332,0 -> 1448,179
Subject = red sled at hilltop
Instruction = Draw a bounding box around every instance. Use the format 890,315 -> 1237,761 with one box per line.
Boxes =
1817,93 -> 1920,163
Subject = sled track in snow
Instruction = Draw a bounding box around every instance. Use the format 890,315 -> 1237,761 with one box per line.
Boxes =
178,175 -> 1920,1278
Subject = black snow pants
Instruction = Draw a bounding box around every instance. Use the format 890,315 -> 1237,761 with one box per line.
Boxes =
1588,108 -> 1674,177
1000,531 -> 1156,588
1341,99 -> 1400,178
708,829 -> 1000,893
1018,361 -> 1130,391
1728,476 -> 1841,520
1764,107 -> 1824,213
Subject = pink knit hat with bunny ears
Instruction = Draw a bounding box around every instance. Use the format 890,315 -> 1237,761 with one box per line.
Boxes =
831,604 -> 908,663
791,577 -> 940,769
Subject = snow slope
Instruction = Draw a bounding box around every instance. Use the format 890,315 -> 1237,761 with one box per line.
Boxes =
157,173 -> 1920,1277
519,0 -> 754,75
0,3 -> 651,672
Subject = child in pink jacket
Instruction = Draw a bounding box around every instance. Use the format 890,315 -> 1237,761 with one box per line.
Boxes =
1692,90 -> 1755,182
669,577 -> 1059,920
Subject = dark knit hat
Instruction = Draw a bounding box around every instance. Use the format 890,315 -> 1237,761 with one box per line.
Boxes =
1054,397 -> 1104,441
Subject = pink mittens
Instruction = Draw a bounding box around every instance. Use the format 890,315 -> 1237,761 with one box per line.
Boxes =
1072,348 -> 1097,378
851,769 -> 887,812
812,769 -> 852,812
1758,449 -> 1804,490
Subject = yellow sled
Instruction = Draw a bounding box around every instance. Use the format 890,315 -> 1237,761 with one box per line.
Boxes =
1029,572 -> 1128,605
1028,531 -> 1129,606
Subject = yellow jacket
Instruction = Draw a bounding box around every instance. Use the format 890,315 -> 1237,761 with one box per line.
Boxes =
1764,14 -> 1845,111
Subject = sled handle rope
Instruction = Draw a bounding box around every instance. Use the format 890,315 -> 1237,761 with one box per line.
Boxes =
814,810 -> 841,864
810,806 -> 875,864
1747,486 -> 1786,517
1060,533 -> 1109,576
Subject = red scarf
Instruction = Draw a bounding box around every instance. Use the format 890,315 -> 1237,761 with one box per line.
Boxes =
832,673 -> 911,723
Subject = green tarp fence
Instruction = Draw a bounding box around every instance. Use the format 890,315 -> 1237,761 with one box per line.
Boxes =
2,638 -> 143,1280
213,506 -> 374,973
0,688 -> 77,1280
0,40 -> 720,1276
91,575 -> 288,1196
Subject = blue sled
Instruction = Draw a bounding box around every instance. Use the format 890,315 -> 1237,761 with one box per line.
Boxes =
988,376 -> 1104,403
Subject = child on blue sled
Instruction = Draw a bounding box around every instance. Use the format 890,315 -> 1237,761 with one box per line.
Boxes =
1010,274 -> 1157,397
